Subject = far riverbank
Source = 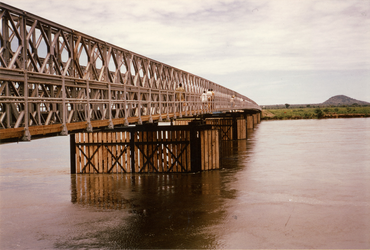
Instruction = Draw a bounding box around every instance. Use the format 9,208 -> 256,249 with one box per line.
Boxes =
262,106 -> 370,120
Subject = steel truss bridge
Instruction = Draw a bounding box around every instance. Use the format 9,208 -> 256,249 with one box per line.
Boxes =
0,3 -> 261,142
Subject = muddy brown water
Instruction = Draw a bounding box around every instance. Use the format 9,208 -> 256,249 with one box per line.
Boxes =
1,118 -> 369,249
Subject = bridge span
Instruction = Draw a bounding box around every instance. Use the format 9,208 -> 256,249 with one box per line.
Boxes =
0,3 -> 261,143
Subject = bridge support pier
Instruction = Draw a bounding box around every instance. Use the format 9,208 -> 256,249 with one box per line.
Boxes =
247,115 -> 254,131
70,123 -> 219,174
253,113 -> 258,126
189,112 -> 258,140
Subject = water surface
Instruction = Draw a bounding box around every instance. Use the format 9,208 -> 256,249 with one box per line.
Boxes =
0,118 -> 369,249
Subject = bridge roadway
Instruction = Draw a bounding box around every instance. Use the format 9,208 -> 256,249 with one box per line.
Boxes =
0,3 -> 261,143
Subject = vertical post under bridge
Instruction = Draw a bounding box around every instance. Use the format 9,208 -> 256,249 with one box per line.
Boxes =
203,113 -> 251,140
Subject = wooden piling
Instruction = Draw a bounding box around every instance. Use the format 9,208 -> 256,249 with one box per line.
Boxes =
247,115 -> 254,130
71,123 -> 220,174
206,116 -> 248,140
237,118 -> 247,139
253,113 -> 258,126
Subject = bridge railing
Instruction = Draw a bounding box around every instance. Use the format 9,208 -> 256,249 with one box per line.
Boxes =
0,3 -> 260,137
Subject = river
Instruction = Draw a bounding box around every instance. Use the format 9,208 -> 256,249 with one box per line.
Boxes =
0,118 -> 369,249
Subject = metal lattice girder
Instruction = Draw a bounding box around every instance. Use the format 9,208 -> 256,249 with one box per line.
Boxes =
0,3 -> 261,141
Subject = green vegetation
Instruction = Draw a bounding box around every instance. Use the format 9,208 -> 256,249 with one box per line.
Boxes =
262,106 -> 370,120
314,108 -> 324,119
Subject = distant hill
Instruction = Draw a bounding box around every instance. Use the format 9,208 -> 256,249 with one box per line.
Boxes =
322,95 -> 370,106
262,95 -> 370,109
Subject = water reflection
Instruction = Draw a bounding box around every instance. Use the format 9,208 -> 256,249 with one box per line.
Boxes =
70,172 -> 225,248
220,130 -> 256,167
68,131 -> 256,249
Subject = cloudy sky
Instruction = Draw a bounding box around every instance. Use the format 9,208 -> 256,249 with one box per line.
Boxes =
5,0 -> 370,105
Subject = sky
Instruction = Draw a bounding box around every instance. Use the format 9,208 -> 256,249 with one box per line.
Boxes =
4,0 -> 370,105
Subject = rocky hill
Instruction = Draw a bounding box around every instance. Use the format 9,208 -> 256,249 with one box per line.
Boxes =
262,95 -> 370,109
322,95 -> 370,106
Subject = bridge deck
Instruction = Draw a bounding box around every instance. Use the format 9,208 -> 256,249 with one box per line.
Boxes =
0,3 -> 260,142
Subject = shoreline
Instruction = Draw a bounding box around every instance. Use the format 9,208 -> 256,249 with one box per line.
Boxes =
262,113 -> 369,120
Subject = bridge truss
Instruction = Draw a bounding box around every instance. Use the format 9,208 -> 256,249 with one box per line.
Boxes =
0,3 -> 260,141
